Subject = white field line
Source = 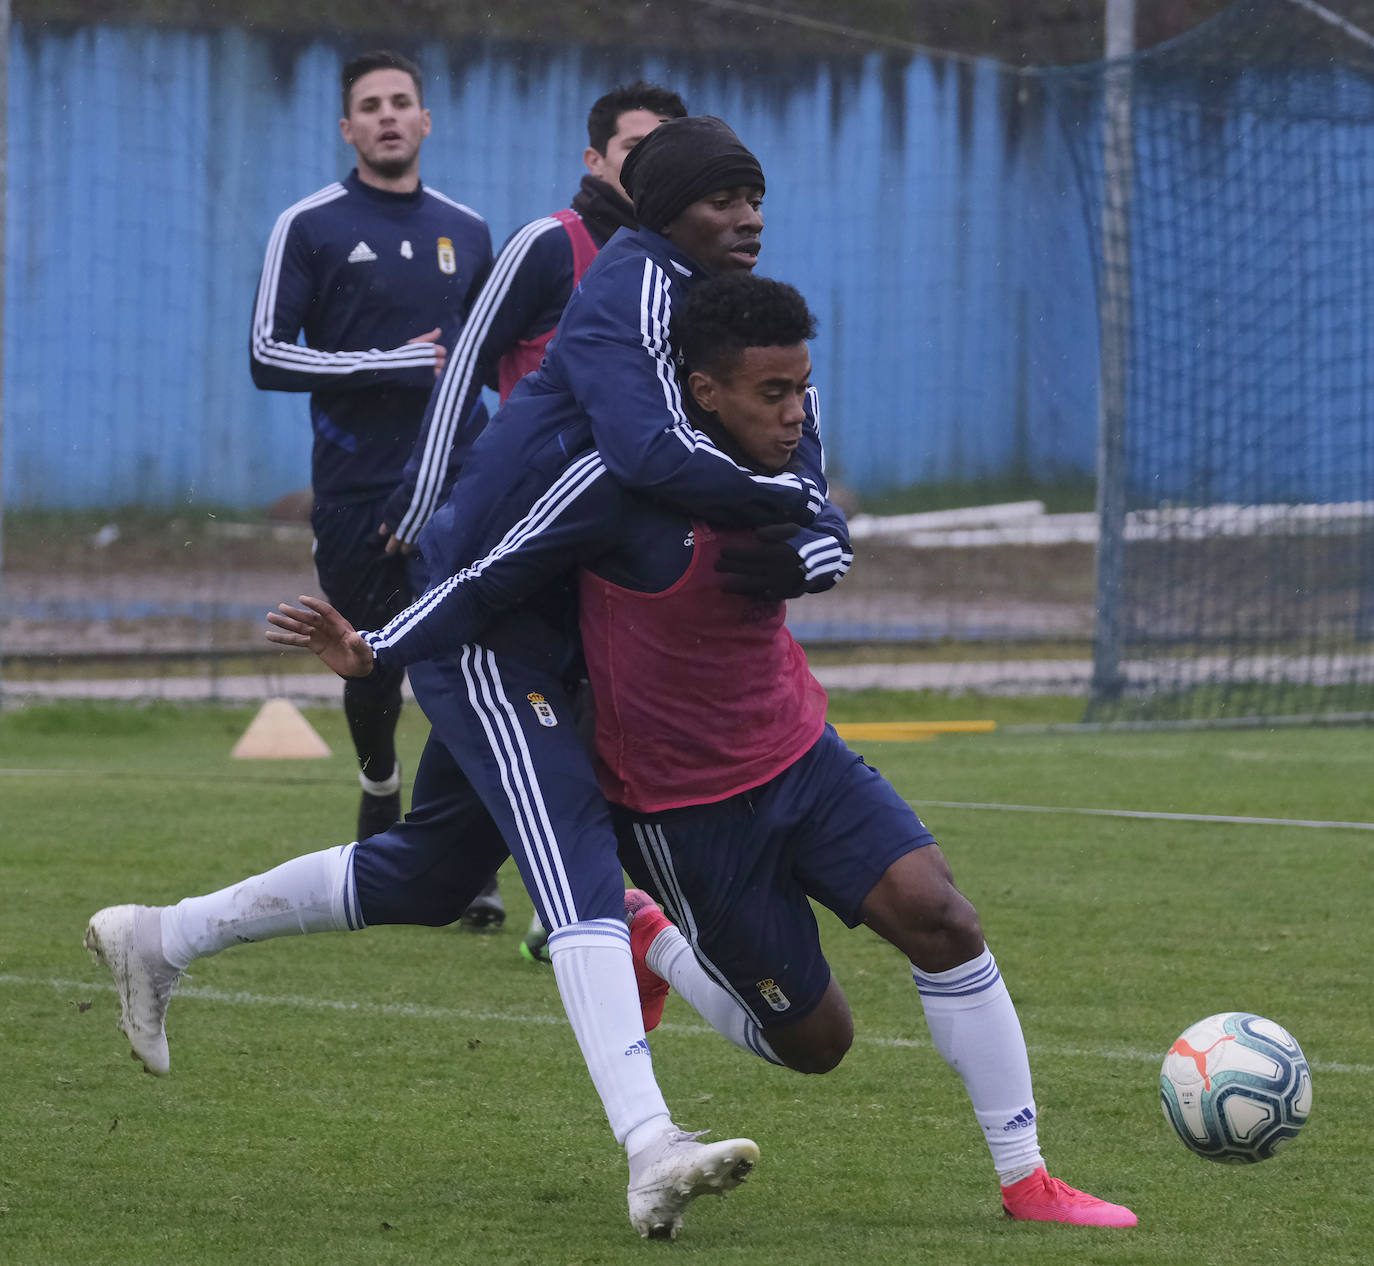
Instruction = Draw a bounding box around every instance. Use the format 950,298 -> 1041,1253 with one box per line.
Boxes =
8,973 -> 1370,1076
908,799 -> 1374,832
4,768 -> 1369,830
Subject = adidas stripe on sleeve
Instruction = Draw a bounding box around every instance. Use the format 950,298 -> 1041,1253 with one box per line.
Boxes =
390,216 -> 570,544
249,185 -> 439,392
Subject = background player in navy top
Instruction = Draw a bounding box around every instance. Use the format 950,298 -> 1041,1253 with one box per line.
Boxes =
249,50 -> 493,850
383,82 -> 687,556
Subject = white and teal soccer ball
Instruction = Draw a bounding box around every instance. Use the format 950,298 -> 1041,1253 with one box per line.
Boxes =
1160,1012 -> 1313,1164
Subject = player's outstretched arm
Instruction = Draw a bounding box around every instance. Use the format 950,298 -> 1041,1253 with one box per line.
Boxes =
366,451 -> 620,671
710,388 -> 852,598
266,596 -> 375,679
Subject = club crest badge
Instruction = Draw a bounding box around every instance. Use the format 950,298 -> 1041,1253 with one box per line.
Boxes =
400,240 -> 413,260
756,977 -> 791,1012
437,236 -> 457,274
527,692 -> 558,727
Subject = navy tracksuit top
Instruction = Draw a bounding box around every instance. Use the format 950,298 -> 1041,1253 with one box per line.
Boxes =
250,169 -> 493,504
415,225 -> 825,591
361,226 -> 852,673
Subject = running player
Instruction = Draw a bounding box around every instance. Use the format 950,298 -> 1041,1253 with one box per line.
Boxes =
85,119 -> 844,1242
250,50 -> 492,846
260,272 -> 1136,1230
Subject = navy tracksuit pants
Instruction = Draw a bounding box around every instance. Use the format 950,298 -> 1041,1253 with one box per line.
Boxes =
350,643 -> 624,931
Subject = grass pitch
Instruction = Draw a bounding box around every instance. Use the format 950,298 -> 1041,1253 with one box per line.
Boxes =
2,701 -> 1370,1265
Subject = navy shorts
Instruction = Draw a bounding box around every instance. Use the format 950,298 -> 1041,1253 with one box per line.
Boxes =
312,495 -> 415,631
351,644 -> 625,931
615,725 -> 935,1030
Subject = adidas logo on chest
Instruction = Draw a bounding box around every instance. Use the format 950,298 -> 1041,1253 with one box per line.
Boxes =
347,241 -> 378,264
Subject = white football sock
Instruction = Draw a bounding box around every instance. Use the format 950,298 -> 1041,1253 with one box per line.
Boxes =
160,844 -> 360,970
911,946 -> 1045,1184
647,925 -> 781,1065
359,763 -> 401,797
548,920 -> 673,1155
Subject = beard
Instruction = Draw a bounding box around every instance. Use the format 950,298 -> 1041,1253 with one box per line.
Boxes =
358,131 -> 421,180
366,150 -> 416,180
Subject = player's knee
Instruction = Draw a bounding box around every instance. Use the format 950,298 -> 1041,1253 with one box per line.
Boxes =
792,1030 -> 852,1075
865,851 -> 985,968
769,992 -> 853,1074
776,1029 -> 852,1075
923,879 -> 983,945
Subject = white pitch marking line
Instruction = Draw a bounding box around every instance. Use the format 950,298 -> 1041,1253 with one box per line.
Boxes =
10,973 -> 1370,1076
5,770 -> 1369,831
6,771 -> 1369,831
910,799 -> 1374,832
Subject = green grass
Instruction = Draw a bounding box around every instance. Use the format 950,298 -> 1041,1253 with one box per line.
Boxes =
3,703 -> 1371,1264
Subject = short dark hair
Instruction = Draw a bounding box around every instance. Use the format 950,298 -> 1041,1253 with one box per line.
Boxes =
676,273 -> 817,381
342,50 -> 424,117
586,82 -> 688,155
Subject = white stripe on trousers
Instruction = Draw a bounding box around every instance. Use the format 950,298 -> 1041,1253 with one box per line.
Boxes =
459,645 -> 581,928
630,821 -> 759,1018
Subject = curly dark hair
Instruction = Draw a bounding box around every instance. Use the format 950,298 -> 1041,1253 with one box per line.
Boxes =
342,50 -> 423,117
675,273 -> 817,380
586,82 -> 688,154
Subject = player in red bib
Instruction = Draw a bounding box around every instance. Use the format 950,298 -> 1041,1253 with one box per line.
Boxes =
264,272 -> 1136,1230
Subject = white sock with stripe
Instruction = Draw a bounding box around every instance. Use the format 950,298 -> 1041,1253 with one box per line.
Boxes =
911,946 -> 1045,1184
548,919 -> 673,1155
160,844 -> 360,971
647,925 -> 782,1064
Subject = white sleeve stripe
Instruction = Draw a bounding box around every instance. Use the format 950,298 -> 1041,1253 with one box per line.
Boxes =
638,261 -> 694,450
804,386 -> 825,475
253,343 -> 437,372
403,217 -> 563,531
796,536 -> 842,561
633,259 -> 816,496
396,216 -> 566,541
688,428 -> 812,493
801,546 -> 852,582
250,182 -> 438,379
423,188 -> 486,222
369,451 -> 607,650
251,183 -> 345,357
372,452 -> 604,650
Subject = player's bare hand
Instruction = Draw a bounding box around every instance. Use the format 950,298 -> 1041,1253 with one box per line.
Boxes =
407,327 -> 447,378
378,522 -> 414,556
266,595 -> 375,678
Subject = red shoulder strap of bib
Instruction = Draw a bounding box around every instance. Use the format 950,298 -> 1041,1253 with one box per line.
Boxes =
552,207 -> 600,282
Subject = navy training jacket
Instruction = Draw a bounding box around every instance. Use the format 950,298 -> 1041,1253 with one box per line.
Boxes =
250,169 -> 493,504
415,225 -> 826,590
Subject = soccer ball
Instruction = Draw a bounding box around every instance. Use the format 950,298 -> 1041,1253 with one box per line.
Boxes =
1160,1012 -> 1313,1163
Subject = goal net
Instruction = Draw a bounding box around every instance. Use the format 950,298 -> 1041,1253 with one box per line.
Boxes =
1045,0 -> 1374,723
